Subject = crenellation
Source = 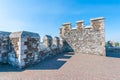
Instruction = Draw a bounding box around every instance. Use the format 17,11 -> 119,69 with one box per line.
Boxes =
0,31 -> 10,63
43,35 -> 52,47
76,20 -> 84,31
60,22 -> 71,37
62,22 -> 71,27
51,37 -> 60,54
52,37 -> 60,48
59,17 -> 105,56
59,38 -> 63,48
0,17 -> 106,69
90,17 -> 104,30
8,31 -> 41,68
41,35 -> 60,58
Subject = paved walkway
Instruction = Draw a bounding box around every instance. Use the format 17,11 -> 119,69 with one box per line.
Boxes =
0,52 -> 120,80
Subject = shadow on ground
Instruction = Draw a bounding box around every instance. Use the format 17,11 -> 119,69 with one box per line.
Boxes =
0,52 -> 74,72
106,51 -> 120,58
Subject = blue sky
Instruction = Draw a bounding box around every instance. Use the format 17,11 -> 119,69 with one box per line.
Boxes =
0,0 -> 120,42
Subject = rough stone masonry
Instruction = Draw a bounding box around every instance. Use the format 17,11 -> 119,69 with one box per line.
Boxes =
59,17 -> 105,56
0,17 -> 105,69
0,31 -> 72,68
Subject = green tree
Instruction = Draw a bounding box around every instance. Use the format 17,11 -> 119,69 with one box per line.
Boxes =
115,42 -> 119,47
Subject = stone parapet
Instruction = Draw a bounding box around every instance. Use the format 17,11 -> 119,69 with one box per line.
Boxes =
59,17 -> 105,56
0,31 -> 10,63
8,31 -> 40,68
0,17 -> 106,69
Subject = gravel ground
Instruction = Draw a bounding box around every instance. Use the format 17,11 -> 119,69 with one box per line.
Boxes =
0,52 -> 120,80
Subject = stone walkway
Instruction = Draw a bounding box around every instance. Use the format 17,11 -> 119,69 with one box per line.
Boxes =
0,52 -> 120,80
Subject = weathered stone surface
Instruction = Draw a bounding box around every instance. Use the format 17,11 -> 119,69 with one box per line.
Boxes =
43,35 -> 52,47
76,20 -> 84,32
9,31 -> 40,68
60,17 -> 105,56
42,35 -> 61,57
59,38 -> 73,52
39,43 -> 51,60
52,37 -> 60,48
0,31 -> 72,69
0,17 -> 106,69
41,35 -> 73,59
59,23 -> 71,37
0,31 -> 10,63
51,37 -> 60,54
91,17 -> 104,30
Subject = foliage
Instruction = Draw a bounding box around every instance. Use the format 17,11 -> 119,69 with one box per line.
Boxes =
115,42 -> 119,47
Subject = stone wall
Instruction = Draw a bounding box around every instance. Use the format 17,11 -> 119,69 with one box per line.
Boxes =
0,17 -> 106,68
0,31 -> 72,69
0,31 -> 10,63
40,35 -> 73,60
59,17 -> 105,56
8,31 -> 41,68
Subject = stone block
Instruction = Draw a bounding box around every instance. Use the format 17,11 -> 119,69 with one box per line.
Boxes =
60,23 -> 71,37
9,31 -> 40,68
76,20 -> 84,32
43,35 -> 52,47
0,31 -> 10,63
52,37 -> 60,48
90,17 -> 104,30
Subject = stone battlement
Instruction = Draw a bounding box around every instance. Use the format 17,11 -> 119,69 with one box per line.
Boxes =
0,31 -> 72,69
59,17 -> 104,37
59,17 -> 105,56
0,17 -> 105,69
